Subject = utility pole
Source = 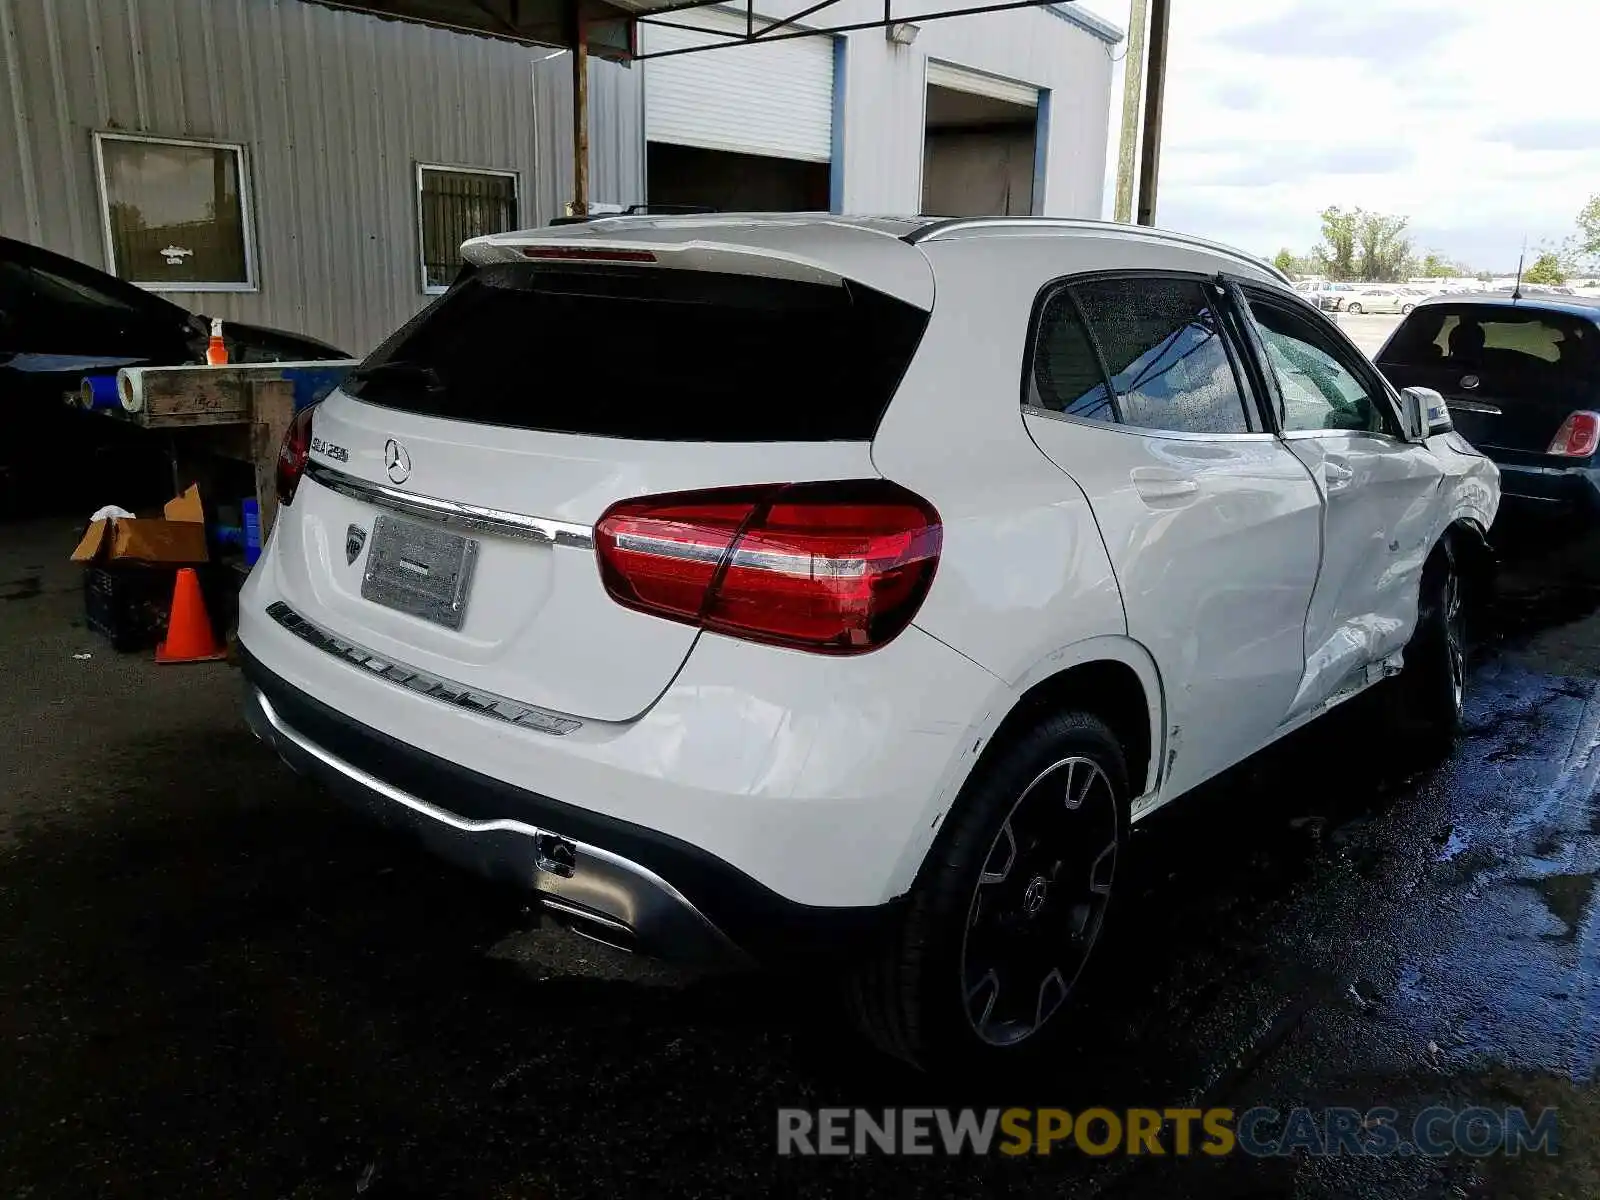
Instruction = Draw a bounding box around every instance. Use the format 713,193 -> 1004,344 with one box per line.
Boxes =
571,7 -> 589,217
1135,0 -> 1170,227
1112,0 -> 1148,224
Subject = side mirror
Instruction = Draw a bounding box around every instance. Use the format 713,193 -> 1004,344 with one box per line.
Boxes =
1399,385 -> 1451,441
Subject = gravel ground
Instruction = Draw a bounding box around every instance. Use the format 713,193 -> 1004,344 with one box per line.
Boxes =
4,512 -> 1600,1198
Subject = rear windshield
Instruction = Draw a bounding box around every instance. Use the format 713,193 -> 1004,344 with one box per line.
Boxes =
1380,304 -> 1598,384
342,262 -> 930,441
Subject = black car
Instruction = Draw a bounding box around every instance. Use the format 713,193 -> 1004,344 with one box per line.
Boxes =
1376,294 -> 1600,518
0,237 -> 346,514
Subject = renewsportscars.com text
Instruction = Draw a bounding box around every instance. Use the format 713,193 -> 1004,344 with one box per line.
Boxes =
777,1106 -> 1558,1158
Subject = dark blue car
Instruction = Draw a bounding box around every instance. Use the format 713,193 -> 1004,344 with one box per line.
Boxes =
1377,293 -> 1600,517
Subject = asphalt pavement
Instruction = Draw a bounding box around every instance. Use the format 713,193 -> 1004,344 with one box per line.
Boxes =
1334,312 -> 1403,358
4,512 -> 1600,1198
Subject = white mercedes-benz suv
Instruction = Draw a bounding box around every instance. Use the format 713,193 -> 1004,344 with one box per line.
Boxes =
240,215 -> 1500,1071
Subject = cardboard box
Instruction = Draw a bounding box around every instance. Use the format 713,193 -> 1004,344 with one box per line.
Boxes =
70,484 -> 208,566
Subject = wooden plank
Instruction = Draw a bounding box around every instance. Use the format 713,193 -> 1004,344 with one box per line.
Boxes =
250,380 -> 296,541
141,373 -> 252,427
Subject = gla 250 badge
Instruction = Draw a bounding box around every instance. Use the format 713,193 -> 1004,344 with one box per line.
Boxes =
310,436 -> 348,463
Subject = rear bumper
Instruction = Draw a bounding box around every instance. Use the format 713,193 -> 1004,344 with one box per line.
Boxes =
1493,458 -> 1600,516
241,645 -> 905,966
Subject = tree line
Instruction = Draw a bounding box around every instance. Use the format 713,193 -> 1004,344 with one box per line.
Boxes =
1272,196 -> 1600,286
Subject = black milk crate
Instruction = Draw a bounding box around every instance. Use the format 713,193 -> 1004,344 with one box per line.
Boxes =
83,565 -> 176,652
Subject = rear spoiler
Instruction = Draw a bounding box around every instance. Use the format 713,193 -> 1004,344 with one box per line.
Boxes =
462,222 -> 936,310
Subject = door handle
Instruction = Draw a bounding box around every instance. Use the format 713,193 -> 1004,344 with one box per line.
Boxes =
1324,459 -> 1354,491
1131,467 -> 1200,505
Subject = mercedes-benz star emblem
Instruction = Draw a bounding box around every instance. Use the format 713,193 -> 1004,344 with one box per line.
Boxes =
1460,374 -> 1480,390
384,437 -> 411,484
345,524 -> 367,565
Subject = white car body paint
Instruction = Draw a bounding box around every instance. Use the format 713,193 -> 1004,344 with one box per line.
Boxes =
240,215 -> 1500,923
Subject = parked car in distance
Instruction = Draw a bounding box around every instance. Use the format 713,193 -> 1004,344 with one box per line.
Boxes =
1377,293 -> 1600,518
241,215 -> 1499,1072
0,235 -> 347,513
1341,286 -> 1417,315
1296,280 -> 1357,311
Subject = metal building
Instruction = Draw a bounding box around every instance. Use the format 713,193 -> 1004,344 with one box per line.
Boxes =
639,0 -> 1120,218
1,0 -> 1118,356
0,0 -> 644,354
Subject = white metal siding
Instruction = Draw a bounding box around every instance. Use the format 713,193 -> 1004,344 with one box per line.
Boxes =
642,8 -> 833,162
740,0 -> 1113,217
0,0 -> 644,354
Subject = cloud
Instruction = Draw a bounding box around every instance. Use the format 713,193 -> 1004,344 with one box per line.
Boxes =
1486,119 -> 1600,152
1220,1 -> 1458,69
1180,144 -> 1416,188
1212,81 -> 1265,111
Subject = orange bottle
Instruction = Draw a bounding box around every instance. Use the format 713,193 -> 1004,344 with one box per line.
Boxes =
205,317 -> 228,366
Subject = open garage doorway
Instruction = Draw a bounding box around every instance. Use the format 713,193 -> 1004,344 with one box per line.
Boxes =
641,7 -> 835,212
647,143 -> 829,211
922,66 -> 1041,217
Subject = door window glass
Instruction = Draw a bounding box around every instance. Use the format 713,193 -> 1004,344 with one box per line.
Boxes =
1029,276 -> 1254,435
1248,299 -> 1393,434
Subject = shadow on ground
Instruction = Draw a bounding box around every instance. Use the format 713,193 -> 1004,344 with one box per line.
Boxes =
4,517 -> 1600,1198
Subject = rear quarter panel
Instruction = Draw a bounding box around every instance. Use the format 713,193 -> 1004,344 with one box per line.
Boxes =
870,233 -> 1275,805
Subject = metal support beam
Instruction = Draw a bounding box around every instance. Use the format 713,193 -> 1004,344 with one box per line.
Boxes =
1135,0 -> 1169,227
572,8 -> 589,217
1112,0 -> 1147,223
634,0 -> 1070,59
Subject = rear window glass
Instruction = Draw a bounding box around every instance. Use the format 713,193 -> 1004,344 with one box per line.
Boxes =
1380,305 -> 1598,382
342,263 -> 930,441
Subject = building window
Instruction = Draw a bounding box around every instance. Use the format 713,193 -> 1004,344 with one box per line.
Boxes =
92,133 -> 255,291
417,166 -> 519,293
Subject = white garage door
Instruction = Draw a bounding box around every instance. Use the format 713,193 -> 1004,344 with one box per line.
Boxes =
925,60 -> 1039,108
642,8 -> 833,163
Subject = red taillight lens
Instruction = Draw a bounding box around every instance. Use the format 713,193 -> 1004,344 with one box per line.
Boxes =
276,404 -> 317,506
595,481 -> 943,654
1548,410 -> 1600,458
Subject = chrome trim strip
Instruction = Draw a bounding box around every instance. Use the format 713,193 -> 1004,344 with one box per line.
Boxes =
266,601 -> 583,736
1022,403 -> 1276,442
306,460 -> 594,549
251,688 -> 731,952
538,896 -> 633,938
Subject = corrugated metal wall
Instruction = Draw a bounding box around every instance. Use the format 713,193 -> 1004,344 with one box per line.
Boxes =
0,0 -> 644,353
836,0 -> 1115,216
722,0 -> 1113,217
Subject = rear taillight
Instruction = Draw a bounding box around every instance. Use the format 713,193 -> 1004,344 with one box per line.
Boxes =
595,481 -> 942,654
276,404 -> 317,506
1548,411 -> 1600,457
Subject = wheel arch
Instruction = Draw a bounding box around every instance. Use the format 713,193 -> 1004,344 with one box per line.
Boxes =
887,636 -> 1165,902
1443,514 -> 1496,614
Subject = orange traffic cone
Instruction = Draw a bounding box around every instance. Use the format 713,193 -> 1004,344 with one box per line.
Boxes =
155,568 -> 227,664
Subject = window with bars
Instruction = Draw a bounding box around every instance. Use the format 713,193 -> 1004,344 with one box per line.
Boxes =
417,166 -> 519,292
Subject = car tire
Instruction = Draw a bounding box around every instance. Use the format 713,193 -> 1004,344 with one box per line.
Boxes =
1347,302 -> 1364,314
1385,537 -> 1465,758
847,710 -> 1129,1074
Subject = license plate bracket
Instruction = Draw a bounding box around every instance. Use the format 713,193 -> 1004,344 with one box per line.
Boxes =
360,514 -> 478,630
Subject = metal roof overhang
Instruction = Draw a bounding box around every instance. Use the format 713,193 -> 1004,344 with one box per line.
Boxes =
306,0 -> 1110,62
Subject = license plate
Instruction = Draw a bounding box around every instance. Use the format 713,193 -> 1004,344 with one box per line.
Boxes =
360,514 -> 478,630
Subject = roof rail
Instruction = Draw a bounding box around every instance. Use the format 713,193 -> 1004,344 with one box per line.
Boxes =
906,217 -> 1291,285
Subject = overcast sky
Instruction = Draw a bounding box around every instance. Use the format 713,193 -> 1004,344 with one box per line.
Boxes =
1074,0 -> 1599,271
